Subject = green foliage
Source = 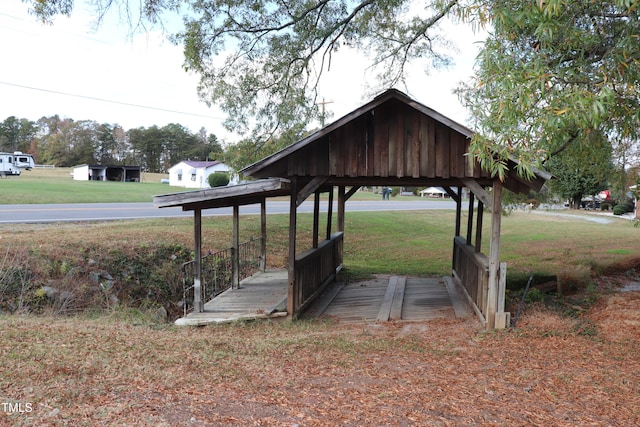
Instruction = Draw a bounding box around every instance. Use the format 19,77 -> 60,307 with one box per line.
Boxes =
545,129 -> 613,208
0,116 -> 37,153
458,1 -> 640,178
208,172 -> 229,188
613,204 -> 628,215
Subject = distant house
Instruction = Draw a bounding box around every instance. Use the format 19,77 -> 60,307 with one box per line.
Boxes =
72,164 -> 141,182
168,160 -> 236,189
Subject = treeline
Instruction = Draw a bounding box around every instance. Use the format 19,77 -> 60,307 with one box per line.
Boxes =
0,115 -> 223,173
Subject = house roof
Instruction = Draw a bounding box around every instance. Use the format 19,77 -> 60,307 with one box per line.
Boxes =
179,160 -> 221,169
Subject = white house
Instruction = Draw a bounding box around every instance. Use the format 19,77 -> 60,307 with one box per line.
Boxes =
168,160 -> 236,189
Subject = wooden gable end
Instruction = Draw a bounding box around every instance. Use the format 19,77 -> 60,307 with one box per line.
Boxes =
284,98 -> 489,180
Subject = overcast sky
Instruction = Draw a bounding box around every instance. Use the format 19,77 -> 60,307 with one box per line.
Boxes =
0,1 -> 484,143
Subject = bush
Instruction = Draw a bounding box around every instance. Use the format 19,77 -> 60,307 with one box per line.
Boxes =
600,202 -> 610,211
208,172 -> 229,188
613,204 -> 628,215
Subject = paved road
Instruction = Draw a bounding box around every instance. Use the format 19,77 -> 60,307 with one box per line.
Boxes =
0,200 -> 457,224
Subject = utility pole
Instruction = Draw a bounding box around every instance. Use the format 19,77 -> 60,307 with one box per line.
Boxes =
317,98 -> 334,127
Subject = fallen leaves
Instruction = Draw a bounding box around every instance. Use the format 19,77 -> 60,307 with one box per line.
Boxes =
1,293 -> 640,426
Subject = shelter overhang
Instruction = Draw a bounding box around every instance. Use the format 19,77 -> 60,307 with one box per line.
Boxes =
153,178 -> 291,211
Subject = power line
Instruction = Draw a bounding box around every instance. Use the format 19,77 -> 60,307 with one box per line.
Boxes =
0,80 -> 225,121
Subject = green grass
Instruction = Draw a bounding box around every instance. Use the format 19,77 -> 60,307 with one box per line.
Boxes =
1,167 -> 180,204
2,168 -> 639,288
3,209 -> 637,289
4,168 -> 445,204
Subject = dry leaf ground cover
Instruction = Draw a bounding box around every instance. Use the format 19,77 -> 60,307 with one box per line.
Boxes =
2,288 -> 639,427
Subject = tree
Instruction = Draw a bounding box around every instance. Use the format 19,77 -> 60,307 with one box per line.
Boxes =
128,126 -> 164,173
546,130 -> 614,208
458,1 -> 640,179
0,116 -> 37,153
95,123 -> 124,164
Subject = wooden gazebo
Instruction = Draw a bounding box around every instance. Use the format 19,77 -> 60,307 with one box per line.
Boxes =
155,89 -> 549,329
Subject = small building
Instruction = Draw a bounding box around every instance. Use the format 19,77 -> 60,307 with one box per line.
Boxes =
72,164 -> 141,182
168,160 -> 236,189
420,187 -> 448,198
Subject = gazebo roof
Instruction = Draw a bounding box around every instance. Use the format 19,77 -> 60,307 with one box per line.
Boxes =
241,88 -> 549,195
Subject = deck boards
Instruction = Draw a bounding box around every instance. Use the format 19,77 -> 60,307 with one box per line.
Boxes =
175,270 -> 470,326
175,269 -> 288,326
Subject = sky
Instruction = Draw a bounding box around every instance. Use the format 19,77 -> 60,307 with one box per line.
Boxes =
0,1 -> 485,144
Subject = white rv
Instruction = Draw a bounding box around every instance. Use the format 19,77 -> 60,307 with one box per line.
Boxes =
0,152 -> 35,176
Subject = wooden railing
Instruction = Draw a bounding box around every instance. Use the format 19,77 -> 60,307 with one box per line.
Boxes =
452,236 -> 489,320
293,232 -> 344,314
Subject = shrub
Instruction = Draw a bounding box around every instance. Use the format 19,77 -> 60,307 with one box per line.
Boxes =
208,172 -> 230,188
613,204 -> 628,215
600,202 -> 610,211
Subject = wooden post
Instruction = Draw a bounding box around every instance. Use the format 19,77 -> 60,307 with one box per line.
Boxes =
487,180 -> 503,329
193,208 -> 203,312
232,204 -> 240,289
287,178 -> 298,315
326,186 -> 334,239
313,191 -> 320,248
260,199 -> 267,271
454,188 -> 462,237
466,192 -> 475,244
495,262 -> 509,328
475,201 -> 484,253
337,186 -> 346,232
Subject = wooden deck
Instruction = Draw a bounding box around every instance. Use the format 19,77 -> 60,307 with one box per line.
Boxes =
307,275 -> 470,323
175,269 -> 289,326
175,270 -> 470,326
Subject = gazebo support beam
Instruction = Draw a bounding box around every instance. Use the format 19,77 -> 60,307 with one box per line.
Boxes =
193,208 -> 203,313
466,192 -> 475,244
297,176 -> 327,207
487,179 -> 503,329
232,205 -> 240,288
326,187 -> 334,239
475,201 -> 484,253
288,178 -> 298,315
338,186 -> 346,232
313,191 -> 320,248
260,199 -> 267,271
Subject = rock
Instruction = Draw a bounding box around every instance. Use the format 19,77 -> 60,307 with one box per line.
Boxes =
154,306 -> 168,323
41,286 -> 58,299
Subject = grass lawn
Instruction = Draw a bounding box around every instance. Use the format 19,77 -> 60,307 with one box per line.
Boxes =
2,167 -> 451,203
1,209 -> 638,289
1,167 -> 178,203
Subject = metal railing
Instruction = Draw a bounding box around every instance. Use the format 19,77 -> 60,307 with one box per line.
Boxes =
181,237 -> 263,316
